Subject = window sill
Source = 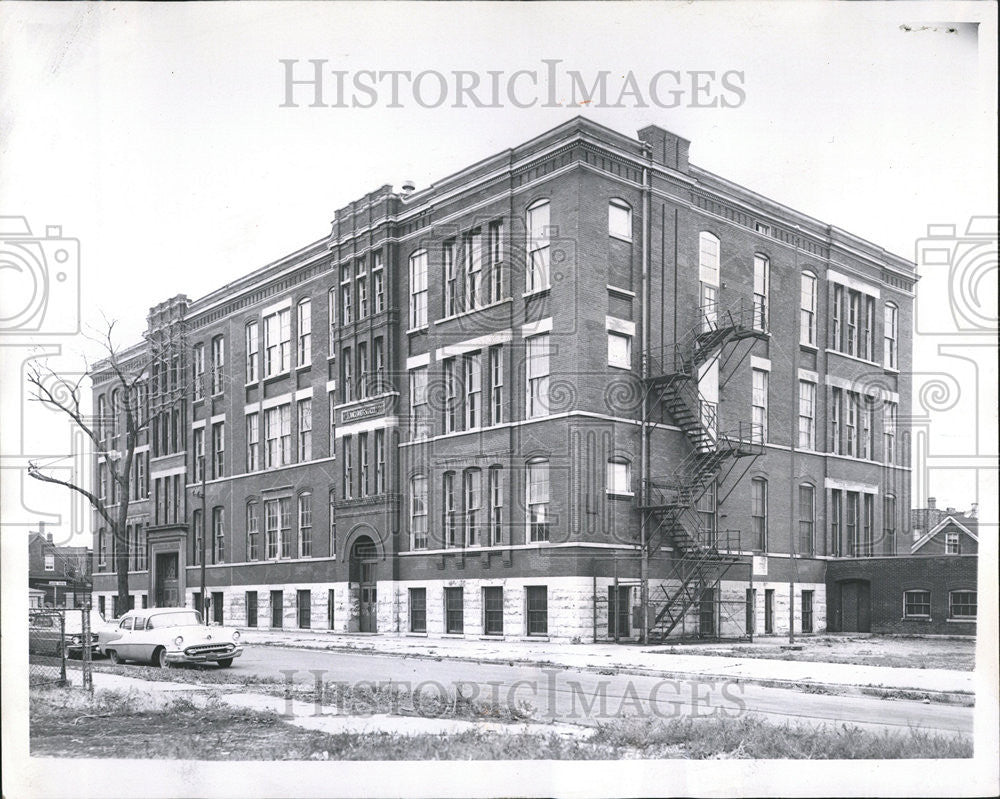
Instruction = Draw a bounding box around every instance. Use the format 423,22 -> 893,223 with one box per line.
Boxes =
947,617 -> 976,623
523,288 -> 551,299
442,633 -> 466,639
901,616 -> 931,622
609,234 -> 633,244
608,362 -> 632,370
607,285 -> 636,298
825,349 -> 881,368
607,491 -> 635,499
883,366 -> 899,375
296,364 -> 311,372
263,371 -> 292,382
434,297 -> 513,326
405,326 -> 429,336
406,632 -> 428,637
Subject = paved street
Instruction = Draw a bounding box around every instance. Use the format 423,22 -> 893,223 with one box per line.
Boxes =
232,645 -> 974,734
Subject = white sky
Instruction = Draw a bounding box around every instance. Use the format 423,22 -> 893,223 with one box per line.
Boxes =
1,1 -> 996,544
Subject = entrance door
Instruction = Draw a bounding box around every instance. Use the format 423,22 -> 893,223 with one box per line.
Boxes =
608,586 -> 631,640
212,592 -> 224,625
351,537 -> 378,633
840,580 -> 871,632
699,587 -> 716,637
155,553 -> 179,607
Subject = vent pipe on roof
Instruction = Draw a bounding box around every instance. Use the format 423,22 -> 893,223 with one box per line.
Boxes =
400,180 -> 415,198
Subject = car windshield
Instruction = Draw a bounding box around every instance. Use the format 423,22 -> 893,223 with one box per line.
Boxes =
147,611 -> 202,629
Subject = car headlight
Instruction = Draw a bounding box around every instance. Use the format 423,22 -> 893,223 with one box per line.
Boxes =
174,636 -> 184,646
232,631 -> 240,642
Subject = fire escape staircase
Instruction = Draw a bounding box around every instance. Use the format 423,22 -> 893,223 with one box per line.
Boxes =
639,298 -> 767,642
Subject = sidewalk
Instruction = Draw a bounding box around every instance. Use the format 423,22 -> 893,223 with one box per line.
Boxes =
236,628 -> 976,696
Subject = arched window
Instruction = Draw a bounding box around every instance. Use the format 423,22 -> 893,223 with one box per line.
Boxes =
800,271 -> 818,346
245,321 -> 259,383
608,199 -> 632,241
110,389 -> 121,439
192,508 -> 203,566
526,200 -> 551,292
883,302 -> 898,370
410,475 -> 428,549
606,457 -> 631,496
526,458 -> 550,542
210,336 -> 225,395
297,490 -> 312,558
192,344 -> 205,400
246,501 -> 260,560
753,254 -> 769,331
212,506 -> 225,564
488,466 -> 504,546
408,250 -> 428,329
698,232 -> 720,328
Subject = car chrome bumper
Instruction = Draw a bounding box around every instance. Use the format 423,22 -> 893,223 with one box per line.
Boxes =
165,646 -> 244,663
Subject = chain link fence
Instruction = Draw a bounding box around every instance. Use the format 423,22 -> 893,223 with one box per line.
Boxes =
29,606 -> 95,690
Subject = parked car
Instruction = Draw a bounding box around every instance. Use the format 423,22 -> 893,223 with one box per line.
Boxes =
28,611 -> 66,658
100,608 -> 243,668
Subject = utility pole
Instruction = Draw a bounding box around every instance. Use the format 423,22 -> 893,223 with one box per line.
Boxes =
200,455 -> 207,626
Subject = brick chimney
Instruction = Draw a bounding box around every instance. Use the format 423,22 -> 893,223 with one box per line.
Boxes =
928,497 -> 936,509
637,125 -> 691,173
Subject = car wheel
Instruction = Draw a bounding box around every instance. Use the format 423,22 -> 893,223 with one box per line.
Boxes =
107,649 -> 121,665
154,647 -> 171,669
216,658 -> 233,669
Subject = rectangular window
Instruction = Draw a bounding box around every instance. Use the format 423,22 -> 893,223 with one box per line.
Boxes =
751,478 -> 767,551
489,345 -> 503,425
270,590 -> 284,628
358,432 -> 369,497
328,491 -> 336,558
373,337 -> 385,391
526,201 -> 550,292
465,352 -> 481,429
212,422 -> 225,478
264,309 -> 291,376
488,219 -> 503,302
193,428 -> 205,482
212,507 -> 225,563
800,272 -> 817,346
410,475 -> 427,549
297,398 -> 312,462
264,405 -> 291,467
409,250 -> 428,329
464,470 -> 482,546
949,591 -> 976,619
465,228 -> 482,310
409,588 -> 427,633
799,484 -> 815,556
862,295 -> 876,361
374,429 -> 385,495
328,288 -> 337,350
830,388 -> 842,455
483,587 -> 504,636
298,492 -> 312,558
798,380 -> 816,450
846,290 -> 860,356
444,240 -> 457,316
526,333 -> 550,419
945,532 -> 960,555
279,497 -> 292,559
409,367 -> 429,439
444,587 -> 464,634
526,586 -> 548,636
44,553 -> 54,571
753,254 -> 769,331
861,397 -> 874,460
357,275 -> 368,320
832,284 -> 844,350
246,591 -> 258,627
695,482 -> 717,544
830,489 -> 842,557
297,299 -> 312,366
246,503 -> 259,560
846,492 -> 860,556
883,401 -> 897,464
264,499 -> 279,559
751,368 -> 768,444
607,331 -> 631,369
342,347 -> 353,403
845,393 -> 858,457
357,342 -> 368,399
904,590 -> 931,618
609,200 -> 631,241
884,304 -> 898,369
883,495 -> 897,555
372,252 -> 385,314
443,358 -> 458,434
527,460 -> 550,542
488,468 -> 503,546
246,412 -> 260,472
606,459 -> 630,495
342,434 -> 353,499
341,267 -> 353,326
192,344 -> 205,401
246,322 -> 259,383
443,472 -> 458,547
802,590 -> 814,634
297,590 -> 311,629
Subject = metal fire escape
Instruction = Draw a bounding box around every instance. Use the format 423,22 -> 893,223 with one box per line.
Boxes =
640,298 -> 767,642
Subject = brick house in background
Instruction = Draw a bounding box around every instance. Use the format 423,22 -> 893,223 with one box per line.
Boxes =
911,498 -> 979,555
28,523 -> 92,608
89,117 -> 917,641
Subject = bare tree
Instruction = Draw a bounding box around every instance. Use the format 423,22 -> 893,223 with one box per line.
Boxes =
27,320 -> 187,611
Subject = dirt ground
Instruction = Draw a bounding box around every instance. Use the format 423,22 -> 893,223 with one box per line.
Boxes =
655,634 -> 976,671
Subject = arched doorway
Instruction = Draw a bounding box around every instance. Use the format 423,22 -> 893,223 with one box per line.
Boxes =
350,536 -> 378,633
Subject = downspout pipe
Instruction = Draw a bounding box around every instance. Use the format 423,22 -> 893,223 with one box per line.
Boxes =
639,143 -> 652,645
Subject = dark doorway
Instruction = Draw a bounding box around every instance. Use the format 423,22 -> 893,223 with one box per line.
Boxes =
271,590 -> 284,628
699,587 -> 716,637
351,536 -> 378,633
839,580 -> 871,632
608,586 -> 631,640
764,589 -> 775,634
212,591 -> 224,625
155,552 -> 179,607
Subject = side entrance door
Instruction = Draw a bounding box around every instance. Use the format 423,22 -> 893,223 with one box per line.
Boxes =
155,553 -> 179,607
